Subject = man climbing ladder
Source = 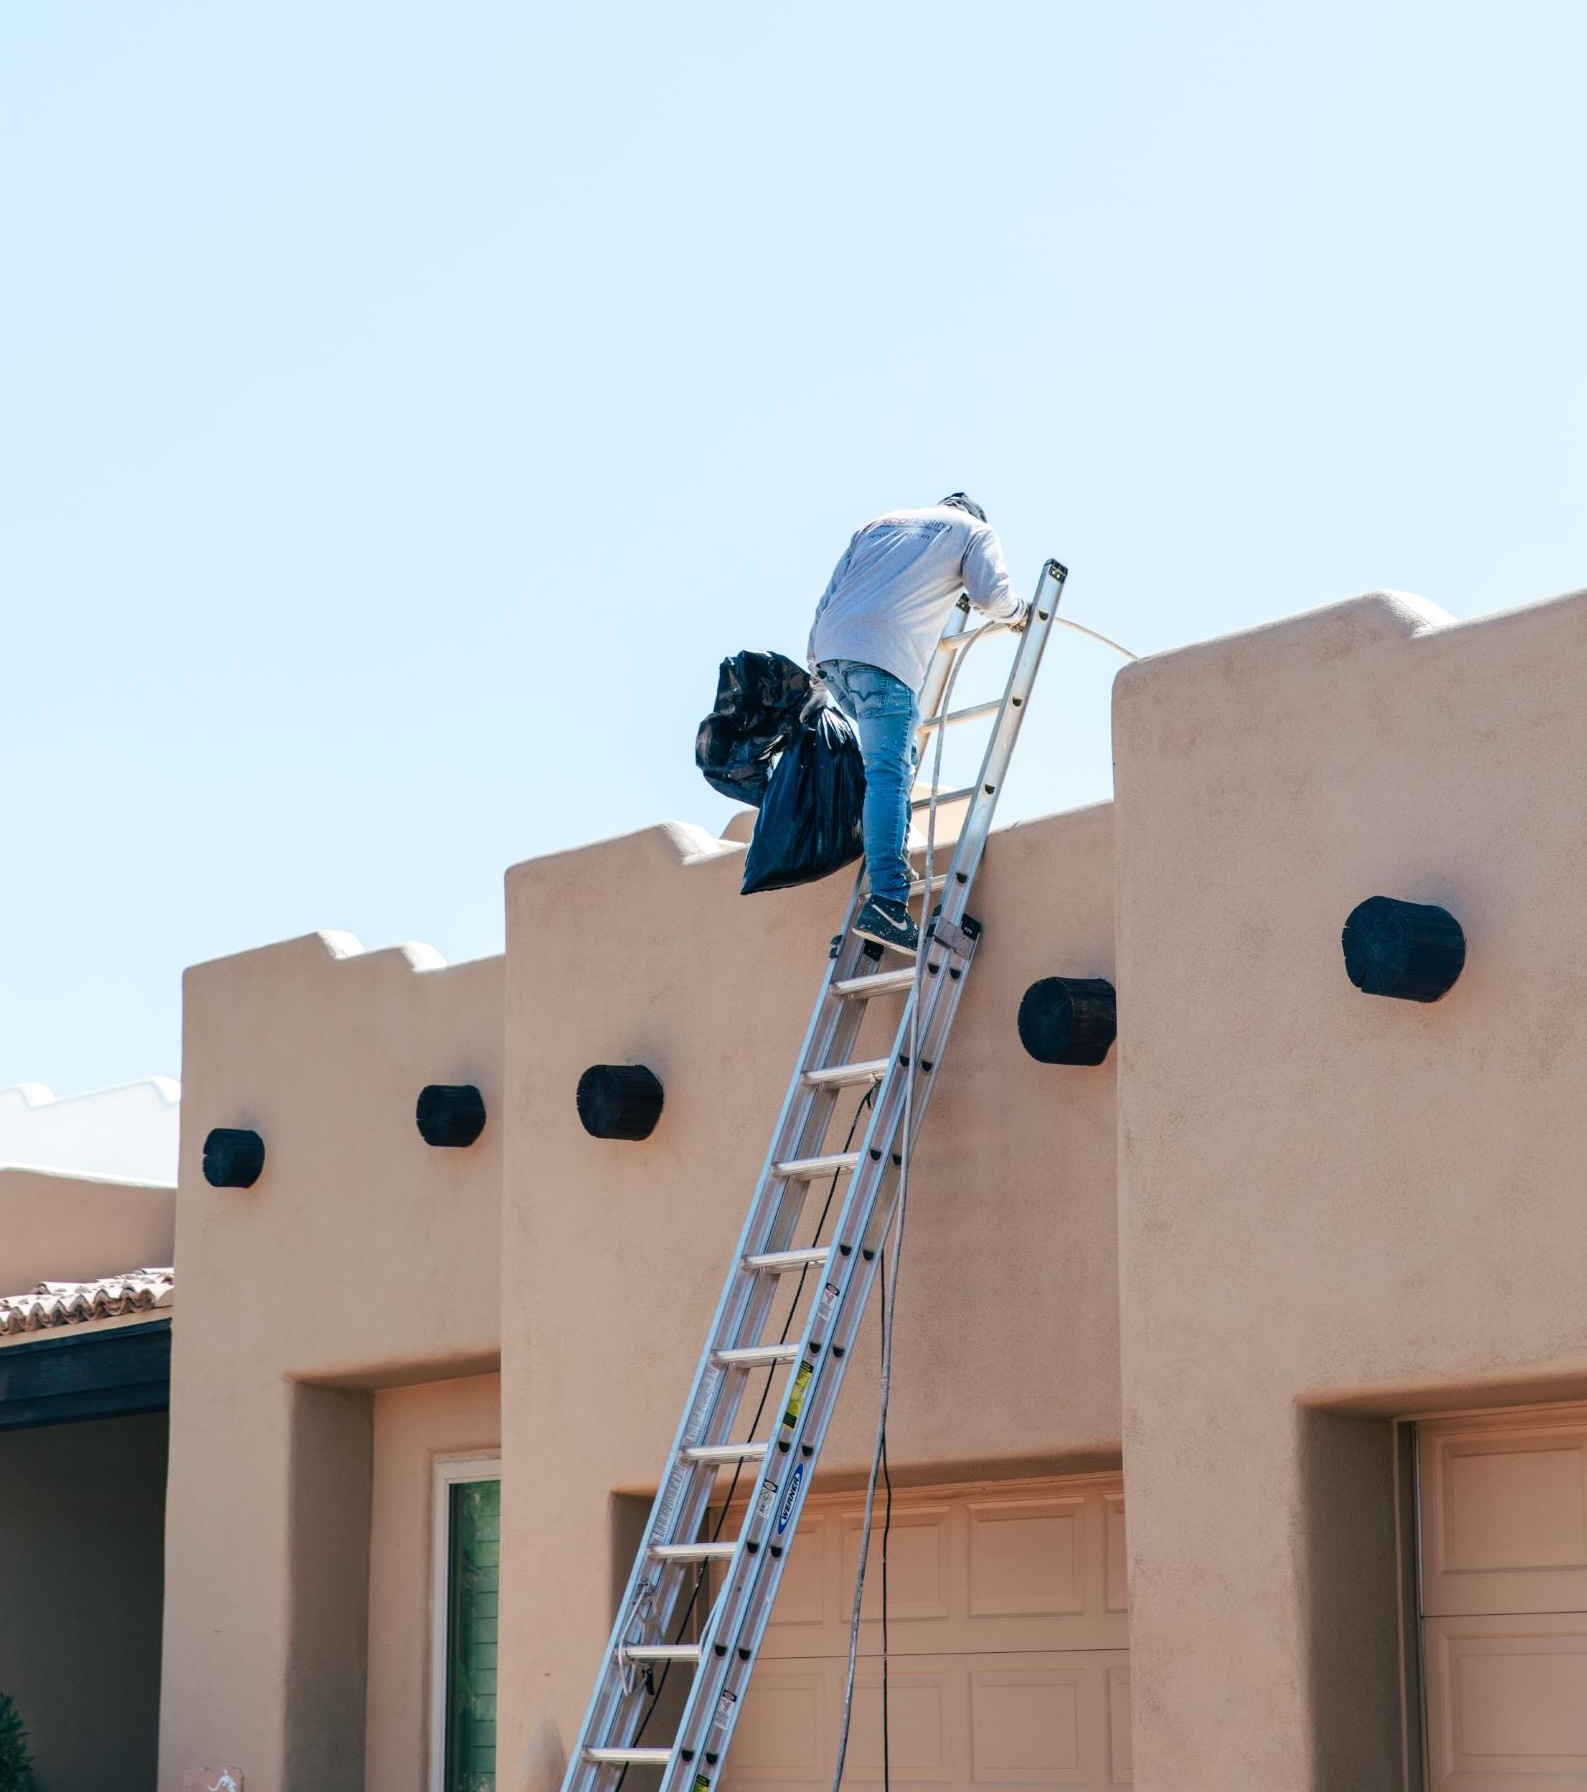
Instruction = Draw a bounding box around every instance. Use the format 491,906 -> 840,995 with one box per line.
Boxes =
807,494 -> 1028,952
563,550 -> 1066,1792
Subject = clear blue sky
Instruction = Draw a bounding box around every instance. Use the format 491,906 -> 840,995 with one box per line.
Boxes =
3,1 -> 1584,1094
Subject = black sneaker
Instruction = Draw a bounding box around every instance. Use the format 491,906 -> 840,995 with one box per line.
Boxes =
853,895 -> 919,953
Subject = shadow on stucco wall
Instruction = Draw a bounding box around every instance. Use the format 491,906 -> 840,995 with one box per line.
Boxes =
1298,1407 -> 1402,1791
284,1383 -> 373,1792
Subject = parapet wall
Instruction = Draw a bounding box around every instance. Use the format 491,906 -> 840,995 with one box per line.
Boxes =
171,927 -> 504,1380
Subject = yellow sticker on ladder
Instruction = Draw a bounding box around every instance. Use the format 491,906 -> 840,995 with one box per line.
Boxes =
781,1360 -> 814,1430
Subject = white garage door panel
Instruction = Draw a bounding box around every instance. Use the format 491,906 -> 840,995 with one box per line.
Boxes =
751,1480 -> 1129,1661
1424,1615 -> 1587,1791
721,1475 -> 1130,1792
1419,1413 -> 1587,1616
728,1651 -> 1132,1791
1419,1406 -> 1587,1792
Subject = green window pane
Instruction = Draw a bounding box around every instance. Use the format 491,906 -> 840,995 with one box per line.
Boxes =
446,1478 -> 501,1792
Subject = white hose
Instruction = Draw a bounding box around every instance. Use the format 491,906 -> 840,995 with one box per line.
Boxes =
1054,616 -> 1137,659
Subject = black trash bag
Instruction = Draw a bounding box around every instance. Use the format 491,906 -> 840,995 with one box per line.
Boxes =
695,649 -> 811,808
741,704 -> 867,895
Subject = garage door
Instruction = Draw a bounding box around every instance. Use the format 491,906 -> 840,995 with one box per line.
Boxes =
1418,1406 -> 1587,1790
719,1473 -> 1130,1791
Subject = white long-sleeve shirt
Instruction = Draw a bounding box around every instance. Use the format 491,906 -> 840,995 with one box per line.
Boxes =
807,505 -> 1024,694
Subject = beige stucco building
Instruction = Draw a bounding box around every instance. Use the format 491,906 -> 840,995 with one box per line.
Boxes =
4,581 -> 1587,1791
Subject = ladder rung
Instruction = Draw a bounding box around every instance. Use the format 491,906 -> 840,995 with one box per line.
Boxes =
684,1441 -> 770,1465
585,1748 -> 673,1766
773,1151 -> 861,1179
832,967 -> 916,999
803,1057 -> 889,1089
623,1643 -> 702,1664
937,621 -> 1010,652
714,1343 -> 800,1367
744,1246 -> 828,1273
651,1541 -> 736,1563
907,871 -> 950,896
919,697 -> 1001,732
912,784 -> 975,810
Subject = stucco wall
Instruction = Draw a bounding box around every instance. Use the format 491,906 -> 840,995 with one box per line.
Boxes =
0,1165 -> 174,1295
157,931 -> 504,1792
1113,588 -> 1587,1789
365,1371 -> 502,1792
0,1412 -> 167,1792
497,805 -> 1121,1785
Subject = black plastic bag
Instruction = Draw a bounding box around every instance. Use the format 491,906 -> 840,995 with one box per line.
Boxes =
695,649 -> 811,808
741,705 -> 867,894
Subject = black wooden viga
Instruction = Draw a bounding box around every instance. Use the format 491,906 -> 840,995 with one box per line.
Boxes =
1342,895 -> 1465,1003
416,1083 -> 487,1147
202,1127 -> 265,1188
1017,976 -> 1117,1065
577,1064 -> 664,1140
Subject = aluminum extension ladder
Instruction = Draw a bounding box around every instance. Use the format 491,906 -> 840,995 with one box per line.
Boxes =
564,557 -> 1069,1792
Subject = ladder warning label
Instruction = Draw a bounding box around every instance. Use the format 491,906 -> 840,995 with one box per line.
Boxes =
705,1689 -> 737,1750
780,1361 -> 814,1429
776,1462 -> 805,1536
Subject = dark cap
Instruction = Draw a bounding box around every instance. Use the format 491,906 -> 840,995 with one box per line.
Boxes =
938,492 -> 987,522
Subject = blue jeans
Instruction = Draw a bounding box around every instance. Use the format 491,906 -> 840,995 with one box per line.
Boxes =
818,659 -> 919,905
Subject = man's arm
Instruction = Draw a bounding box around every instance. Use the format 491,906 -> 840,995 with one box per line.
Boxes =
961,523 -> 1026,623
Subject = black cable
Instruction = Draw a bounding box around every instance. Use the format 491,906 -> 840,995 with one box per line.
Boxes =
621,1082 -> 878,1765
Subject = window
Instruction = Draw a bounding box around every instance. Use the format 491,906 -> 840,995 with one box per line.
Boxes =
431,1456 -> 501,1792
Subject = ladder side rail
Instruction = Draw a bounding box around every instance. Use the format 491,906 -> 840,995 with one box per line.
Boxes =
664,934 -> 982,1785
566,926 -> 881,1782
928,561 -> 1066,940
